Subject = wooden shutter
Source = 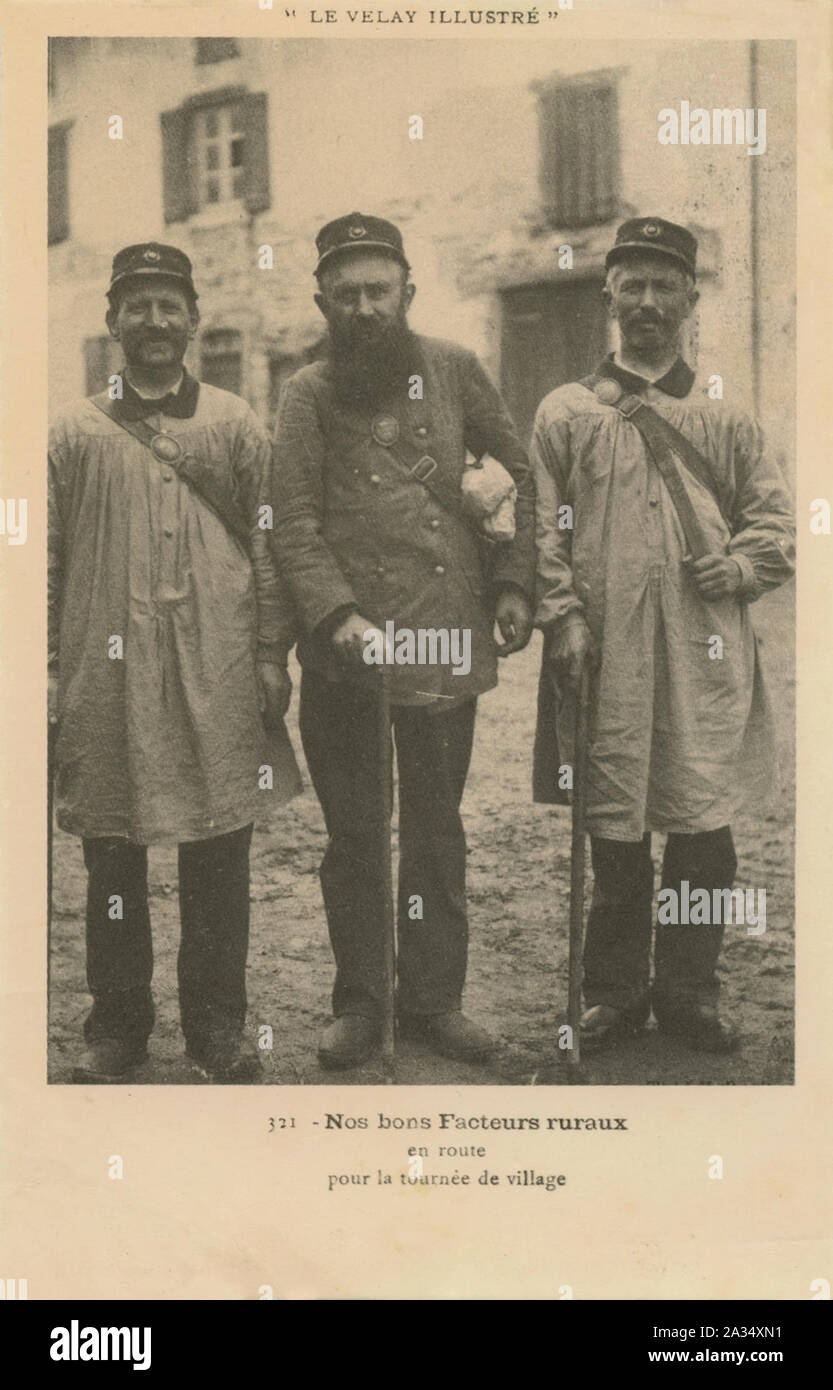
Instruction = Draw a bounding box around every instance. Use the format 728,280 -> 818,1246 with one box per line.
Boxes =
161,106 -> 199,223
242,91 -> 270,215
48,122 -> 71,245
538,77 -> 619,228
195,39 -> 240,65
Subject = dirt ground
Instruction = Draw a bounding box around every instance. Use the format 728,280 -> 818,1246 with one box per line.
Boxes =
48,582 -> 794,1088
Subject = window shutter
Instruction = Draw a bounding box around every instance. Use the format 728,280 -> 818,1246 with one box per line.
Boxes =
195,39 -> 240,65
48,122 -> 71,245
538,77 -> 619,228
242,91 -> 270,216
161,106 -> 198,223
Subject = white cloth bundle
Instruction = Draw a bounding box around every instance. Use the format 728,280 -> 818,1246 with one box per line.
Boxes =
460,451 -> 517,541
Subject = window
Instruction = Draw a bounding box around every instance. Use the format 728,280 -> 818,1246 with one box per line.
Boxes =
534,71 -> 620,228
201,330 -> 243,396
193,103 -> 246,206
161,89 -> 270,221
195,39 -> 241,66
84,336 -> 123,396
48,121 -> 72,245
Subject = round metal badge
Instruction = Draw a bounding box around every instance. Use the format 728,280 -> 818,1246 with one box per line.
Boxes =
150,432 -> 184,463
371,414 -> 400,447
593,379 -> 623,405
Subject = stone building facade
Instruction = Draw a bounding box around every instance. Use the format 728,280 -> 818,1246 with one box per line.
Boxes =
48,35 -> 794,470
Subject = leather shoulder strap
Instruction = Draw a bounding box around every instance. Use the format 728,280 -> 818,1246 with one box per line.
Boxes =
386,434 -> 469,525
582,375 -> 709,559
581,374 -> 731,527
90,392 -> 160,448
89,394 -> 250,546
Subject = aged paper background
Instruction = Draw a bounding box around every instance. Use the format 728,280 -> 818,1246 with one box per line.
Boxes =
1,0 -> 830,1300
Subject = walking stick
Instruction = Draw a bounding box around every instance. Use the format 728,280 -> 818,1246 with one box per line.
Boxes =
375,666 -> 396,1083
567,663 -> 591,1070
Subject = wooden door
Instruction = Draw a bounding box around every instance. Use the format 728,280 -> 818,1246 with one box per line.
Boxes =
500,278 -> 609,445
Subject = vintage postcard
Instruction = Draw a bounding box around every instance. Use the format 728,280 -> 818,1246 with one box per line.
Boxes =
0,0 -> 830,1307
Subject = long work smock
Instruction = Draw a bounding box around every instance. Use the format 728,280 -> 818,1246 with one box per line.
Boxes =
531,356 -> 794,842
48,373 -> 299,845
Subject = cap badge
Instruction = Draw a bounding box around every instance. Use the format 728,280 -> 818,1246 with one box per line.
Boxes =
348,224 -> 367,239
642,223 -> 661,238
594,379 -> 623,406
143,248 -> 161,263
371,413 -> 400,447
150,432 -> 184,464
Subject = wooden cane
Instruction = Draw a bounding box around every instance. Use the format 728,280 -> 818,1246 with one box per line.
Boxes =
567,664 -> 591,1069
376,666 -> 396,1083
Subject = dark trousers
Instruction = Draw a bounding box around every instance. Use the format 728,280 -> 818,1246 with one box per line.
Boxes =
583,826 -> 737,1015
82,823 -> 253,1053
299,669 -> 477,1020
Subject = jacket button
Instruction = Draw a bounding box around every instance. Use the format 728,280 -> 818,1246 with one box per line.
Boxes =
163,527 -> 174,538
162,473 -> 173,482
434,564 -> 445,576
429,518 -> 440,530
353,468 -> 360,475
375,565 -> 385,578
370,474 -> 381,485
415,426 -> 428,437
649,497 -> 659,508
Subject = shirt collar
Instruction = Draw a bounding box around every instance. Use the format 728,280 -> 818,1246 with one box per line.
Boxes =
117,368 -> 200,420
595,352 -> 695,399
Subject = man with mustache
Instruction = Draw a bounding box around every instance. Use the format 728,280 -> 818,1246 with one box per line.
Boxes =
271,213 -> 536,1069
532,218 -> 794,1053
49,243 -> 299,1083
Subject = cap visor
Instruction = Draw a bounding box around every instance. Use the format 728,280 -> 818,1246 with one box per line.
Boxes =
315,241 -> 409,273
606,243 -> 694,276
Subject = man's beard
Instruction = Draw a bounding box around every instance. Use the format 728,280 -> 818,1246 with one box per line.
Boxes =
327,312 -> 420,409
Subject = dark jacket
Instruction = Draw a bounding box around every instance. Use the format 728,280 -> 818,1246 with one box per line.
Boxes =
270,334 -> 536,704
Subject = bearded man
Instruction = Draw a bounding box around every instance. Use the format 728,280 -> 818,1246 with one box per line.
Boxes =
270,213 -> 536,1069
532,218 -> 794,1053
49,243 -> 299,1084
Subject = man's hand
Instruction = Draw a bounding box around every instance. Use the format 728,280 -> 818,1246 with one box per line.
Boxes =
688,554 -> 744,600
257,663 -> 292,729
48,672 -> 60,727
331,612 -> 383,671
548,616 -> 599,690
494,588 -> 533,657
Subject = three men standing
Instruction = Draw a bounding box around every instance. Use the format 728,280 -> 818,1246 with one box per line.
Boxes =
50,214 -> 793,1079
271,214 -> 536,1068
532,218 -> 794,1051
49,244 -> 299,1083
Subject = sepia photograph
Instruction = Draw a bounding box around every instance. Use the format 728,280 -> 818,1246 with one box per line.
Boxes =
45,33 -> 797,1089
1,0 -> 829,1316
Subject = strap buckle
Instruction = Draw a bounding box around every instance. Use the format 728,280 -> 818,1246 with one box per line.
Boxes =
411,454 -> 438,481
617,395 -> 644,419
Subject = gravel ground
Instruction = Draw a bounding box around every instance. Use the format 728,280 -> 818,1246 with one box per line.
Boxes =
48,582 -> 794,1087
